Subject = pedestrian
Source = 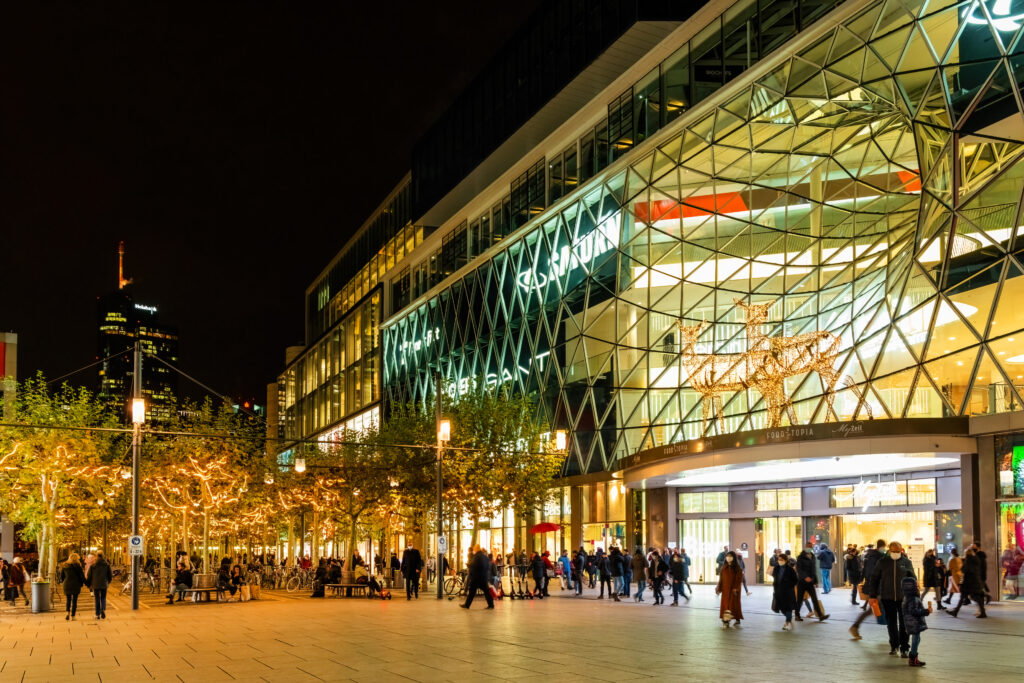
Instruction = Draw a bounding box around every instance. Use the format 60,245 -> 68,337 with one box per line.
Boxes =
7,558 -> 28,606
867,541 -> 916,657
596,549 -> 613,599
679,548 -> 693,594
944,548 -> 962,606
670,552 -> 689,604
621,547 -> 633,598
608,547 -> 624,599
631,548 -> 648,602
844,545 -> 862,605
460,545 -> 494,609
390,551 -> 401,585
558,549 -> 573,590
948,547 -> 987,618
715,550 -> 743,628
734,549 -> 752,596
795,543 -> 829,621
850,539 -> 886,640
541,551 -> 554,596
400,543 -> 423,600
901,577 -> 930,667
921,548 -> 939,602
58,553 -> 86,620
933,557 -> 948,609
772,550 -> 798,630
649,550 -> 668,606
530,551 -> 546,599
572,549 -> 585,596
715,545 -> 729,576
85,551 -> 112,620
971,542 -> 992,604
817,543 -> 836,593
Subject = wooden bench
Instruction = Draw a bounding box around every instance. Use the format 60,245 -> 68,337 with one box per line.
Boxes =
325,583 -> 369,598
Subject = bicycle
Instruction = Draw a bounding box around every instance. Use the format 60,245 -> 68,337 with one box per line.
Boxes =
285,568 -> 313,593
444,570 -> 467,600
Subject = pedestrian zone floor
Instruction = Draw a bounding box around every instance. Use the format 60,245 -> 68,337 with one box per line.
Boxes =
0,582 -> 1021,682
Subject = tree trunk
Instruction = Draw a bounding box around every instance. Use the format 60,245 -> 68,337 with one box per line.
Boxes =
286,518 -> 294,566
203,508 -> 210,573
347,515 -> 359,570
311,511 -> 320,566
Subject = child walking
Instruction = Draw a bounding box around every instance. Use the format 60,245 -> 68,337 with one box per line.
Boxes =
901,576 -> 930,667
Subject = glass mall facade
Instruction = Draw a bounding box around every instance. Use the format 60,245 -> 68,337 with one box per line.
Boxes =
279,0 -> 1024,589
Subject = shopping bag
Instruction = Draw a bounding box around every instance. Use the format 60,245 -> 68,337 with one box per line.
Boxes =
192,591 -> 200,603
771,596 -> 779,613
250,583 -> 261,600
240,584 -> 251,602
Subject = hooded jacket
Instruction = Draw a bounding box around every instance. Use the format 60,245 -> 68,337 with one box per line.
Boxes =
901,577 -> 929,635
867,552 -> 915,601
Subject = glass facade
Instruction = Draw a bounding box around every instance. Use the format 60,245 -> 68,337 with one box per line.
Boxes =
385,0 -> 1024,477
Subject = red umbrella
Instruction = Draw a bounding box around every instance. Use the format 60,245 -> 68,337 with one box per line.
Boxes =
529,522 -> 561,534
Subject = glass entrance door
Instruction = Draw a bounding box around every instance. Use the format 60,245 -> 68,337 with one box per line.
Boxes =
680,519 -> 729,583
755,517 -> 802,583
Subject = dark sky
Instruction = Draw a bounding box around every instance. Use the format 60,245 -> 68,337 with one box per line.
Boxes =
1,1 -> 541,402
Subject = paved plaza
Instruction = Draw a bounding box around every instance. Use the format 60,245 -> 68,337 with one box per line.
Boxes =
0,583 -> 1021,682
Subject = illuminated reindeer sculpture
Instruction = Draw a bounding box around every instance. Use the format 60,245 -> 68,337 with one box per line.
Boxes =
676,300 -> 871,432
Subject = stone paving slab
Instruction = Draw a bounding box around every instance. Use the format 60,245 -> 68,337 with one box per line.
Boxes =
1,584 -> 1022,681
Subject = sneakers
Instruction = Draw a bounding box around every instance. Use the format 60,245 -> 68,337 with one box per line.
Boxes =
909,656 -> 926,667
900,651 -> 909,659
889,649 -> 898,656
721,621 -> 730,629
782,621 -> 792,631
849,626 -> 862,640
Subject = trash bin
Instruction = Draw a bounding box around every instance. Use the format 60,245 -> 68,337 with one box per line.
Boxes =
31,581 -> 51,613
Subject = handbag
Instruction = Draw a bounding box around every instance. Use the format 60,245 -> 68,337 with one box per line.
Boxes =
771,596 -> 779,613
250,583 -> 261,600
240,584 -> 251,602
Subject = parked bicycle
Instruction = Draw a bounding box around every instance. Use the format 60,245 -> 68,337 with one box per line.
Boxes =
285,567 -> 313,593
444,569 -> 468,600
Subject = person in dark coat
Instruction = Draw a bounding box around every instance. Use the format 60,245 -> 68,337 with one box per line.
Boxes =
921,549 -> 939,601
460,546 -> 494,609
867,541 -> 916,656
58,553 -> 87,620
795,543 -> 828,621
595,549 -> 612,599
971,542 -> 991,604
572,550 -> 586,596
167,562 -> 193,604
608,548 -> 623,602
901,576 -> 930,667
844,547 -> 862,605
949,547 -> 987,618
772,551 -> 799,630
716,551 -> 743,627
85,551 -> 112,620
400,544 -> 423,600
850,538 -> 888,639
529,552 -> 545,598
649,551 -> 668,606
669,552 -> 689,605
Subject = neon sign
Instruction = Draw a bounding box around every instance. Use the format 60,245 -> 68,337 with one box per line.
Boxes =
446,350 -> 551,398
134,303 -> 157,313
517,215 -> 620,291
963,0 -> 1024,32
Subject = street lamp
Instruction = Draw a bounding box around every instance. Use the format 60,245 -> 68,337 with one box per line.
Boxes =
435,374 -> 450,599
130,341 -> 144,611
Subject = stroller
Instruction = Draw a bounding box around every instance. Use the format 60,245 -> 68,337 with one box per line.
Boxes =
367,575 -> 392,600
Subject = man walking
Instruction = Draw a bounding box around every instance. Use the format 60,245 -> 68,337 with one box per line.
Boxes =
85,551 -> 112,619
850,539 -> 885,639
818,543 -> 836,593
461,545 -> 494,609
795,543 -> 829,621
867,541 -> 916,657
400,543 -> 423,600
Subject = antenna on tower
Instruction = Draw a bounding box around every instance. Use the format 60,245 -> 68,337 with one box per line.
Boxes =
118,241 -> 133,289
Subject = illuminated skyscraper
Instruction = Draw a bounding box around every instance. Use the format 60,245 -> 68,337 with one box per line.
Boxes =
97,242 -> 179,422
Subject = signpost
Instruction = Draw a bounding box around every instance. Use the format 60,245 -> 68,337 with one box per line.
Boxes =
437,535 -> 448,555
129,535 -> 145,557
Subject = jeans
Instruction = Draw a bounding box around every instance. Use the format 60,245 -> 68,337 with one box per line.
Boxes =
174,583 -> 189,600
880,598 -> 909,652
822,571 -> 832,593
65,591 -> 79,616
613,576 -> 623,595
672,579 -> 687,602
573,571 -> 583,594
636,577 -> 645,600
781,608 -> 793,622
652,579 -> 664,604
93,588 -> 107,616
909,632 -> 921,658
622,570 -> 632,597
851,583 -> 861,604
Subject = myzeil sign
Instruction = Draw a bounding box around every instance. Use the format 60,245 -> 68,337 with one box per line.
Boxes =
517,214 -> 621,291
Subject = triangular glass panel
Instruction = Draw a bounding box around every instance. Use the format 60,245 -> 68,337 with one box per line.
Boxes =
923,345 -> 981,415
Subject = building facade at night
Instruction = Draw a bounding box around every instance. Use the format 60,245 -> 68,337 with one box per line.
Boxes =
282,0 -> 1024,590
1,331 -> 17,561
97,245 -> 179,422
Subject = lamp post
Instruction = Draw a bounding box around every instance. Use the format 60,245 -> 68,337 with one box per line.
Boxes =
130,340 -> 145,611
435,373 -> 450,599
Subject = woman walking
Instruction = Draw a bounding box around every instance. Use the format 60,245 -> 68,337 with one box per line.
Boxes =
58,553 -> 86,621
949,547 -> 987,618
631,549 -> 648,602
716,550 -> 744,628
772,551 -> 798,630
944,548 -> 962,606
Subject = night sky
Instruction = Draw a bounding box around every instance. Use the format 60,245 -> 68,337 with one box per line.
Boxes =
2,2 -> 541,402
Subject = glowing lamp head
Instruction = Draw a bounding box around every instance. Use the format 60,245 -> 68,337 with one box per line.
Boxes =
131,398 -> 146,424
555,430 -> 567,453
438,419 -> 451,443
294,457 -> 306,473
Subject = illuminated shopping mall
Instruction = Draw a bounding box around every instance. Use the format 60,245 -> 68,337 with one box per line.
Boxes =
277,0 -> 1024,591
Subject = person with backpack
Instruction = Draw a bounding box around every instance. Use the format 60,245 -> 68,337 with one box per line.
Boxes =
631,549 -> 649,602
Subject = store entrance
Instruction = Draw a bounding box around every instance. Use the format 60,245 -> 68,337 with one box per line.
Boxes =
679,519 -> 729,583
840,512 -> 935,581
755,517 -> 802,583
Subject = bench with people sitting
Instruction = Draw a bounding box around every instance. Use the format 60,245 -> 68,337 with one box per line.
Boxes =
312,557 -> 375,598
166,559 -> 256,604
